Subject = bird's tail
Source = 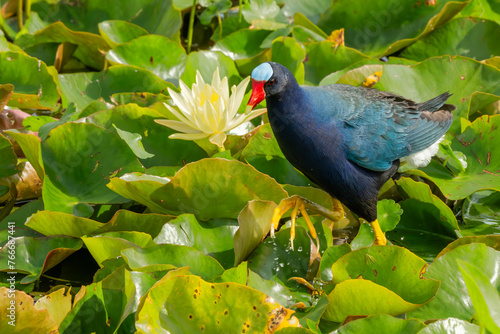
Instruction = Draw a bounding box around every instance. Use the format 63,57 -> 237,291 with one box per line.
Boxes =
418,92 -> 453,112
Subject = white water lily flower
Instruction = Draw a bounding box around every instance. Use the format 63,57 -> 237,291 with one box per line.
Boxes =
155,68 -> 266,148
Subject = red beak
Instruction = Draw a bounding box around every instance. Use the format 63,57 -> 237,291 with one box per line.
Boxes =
247,79 -> 266,110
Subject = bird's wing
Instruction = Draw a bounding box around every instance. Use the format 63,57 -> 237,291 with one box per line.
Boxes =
303,84 -> 454,172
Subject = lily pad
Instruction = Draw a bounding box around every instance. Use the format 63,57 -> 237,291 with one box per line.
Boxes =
408,243 -> 500,321
323,245 -> 439,322
400,17 -> 500,61
407,115 -> 500,200
417,318 -> 480,334
0,51 -> 60,110
83,231 -> 155,266
318,0 -> 469,56
84,104 -> 208,167
107,35 -> 187,85
98,20 -> 149,48
122,244 -> 225,280
58,65 -> 175,110
41,122 -> 145,214
108,158 -> 287,219
135,274 -> 300,333
374,59 -> 500,133
0,236 -> 82,284
0,287 -> 58,332
180,50 -> 242,87
26,210 -> 104,237
458,260 -> 500,333
304,42 -> 370,85
15,21 -> 110,70
0,133 -> 17,178
233,200 -> 277,265
331,314 -> 425,334
154,214 -> 239,269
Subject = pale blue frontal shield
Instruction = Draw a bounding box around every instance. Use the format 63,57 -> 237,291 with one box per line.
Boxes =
251,63 -> 273,81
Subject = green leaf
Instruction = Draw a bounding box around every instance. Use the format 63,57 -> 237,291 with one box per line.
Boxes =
107,35 -> 187,85
374,59 -> 500,133
122,244 -> 225,280
84,104 -> 207,168
409,243 -> 500,321
0,236 -> 82,284
416,318 -> 480,334
0,287 -> 58,332
212,28 -> 271,61
247,226 -> 312,295
387,198 -> 457,262
271,37 -> 306,85
98,20 -> 149,48
154,214 -> 238,269
3,131 -> 43,180
15,21 -> 110,70
319,243 -> 352,281
406,115 -> 500,200
233,200 -> 277,265
22,115 -> 57,132
83,231 -> 155,266
304,42 -> 370,85
108,158 -> 287,219
400,17 -> 500,61
213,262 -> 297,308
180,50 -> 242,87
318,0 -> 469,56
136,274 -> 300,333
58,65 -> 175,110
94,209 -> 174,239
461,191 -> 500,235
396,177 -> 459,233
199,0 -> 232,25
34,287 -> 72,328
323,245 -> 439,322
0,52 -> 60,110
457,260 -> 500,333
377,199 -> 403,232
0,133 -> 17,178
58,282 -> 108,333
26,211 -> 104,237
331,314 -> 425,334
242,0 -> 283,23
41,122 -> 145,214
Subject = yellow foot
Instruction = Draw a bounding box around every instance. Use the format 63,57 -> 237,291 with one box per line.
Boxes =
370,219 -> 387,245
271,195 -> 345,250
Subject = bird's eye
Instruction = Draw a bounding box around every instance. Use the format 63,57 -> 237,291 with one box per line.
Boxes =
268,79 -> 276,86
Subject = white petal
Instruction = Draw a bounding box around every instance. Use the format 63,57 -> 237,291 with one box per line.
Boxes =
169,89 -> 194,117
163,103 -> 198,129
226,108 -> 266,130
169,132 -> 209,141
154,119 -> 201,134
195,70 -> 205,87
212,67 -> 221,89
209,132 -> 227,148
220,76 -> 230,102
179,80 -> 195,106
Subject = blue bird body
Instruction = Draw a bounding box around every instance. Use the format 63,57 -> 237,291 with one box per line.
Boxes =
248,62 -> 454,223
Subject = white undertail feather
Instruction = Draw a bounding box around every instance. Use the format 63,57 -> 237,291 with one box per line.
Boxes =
401,135 -> 444,169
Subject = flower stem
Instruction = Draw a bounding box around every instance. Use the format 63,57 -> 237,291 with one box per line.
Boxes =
238,0 -> 243,28
217,14 -> 222,40
187,0 -> 197,54
26,0 -> 31,19
17,0 -> 23,30
217,145 -> 226,153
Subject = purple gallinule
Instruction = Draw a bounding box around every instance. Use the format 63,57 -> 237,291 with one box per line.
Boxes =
247,62 -> 454,248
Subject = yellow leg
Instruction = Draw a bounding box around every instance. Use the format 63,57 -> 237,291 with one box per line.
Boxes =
271,195 -> 345,250
370,219 -> 386,245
